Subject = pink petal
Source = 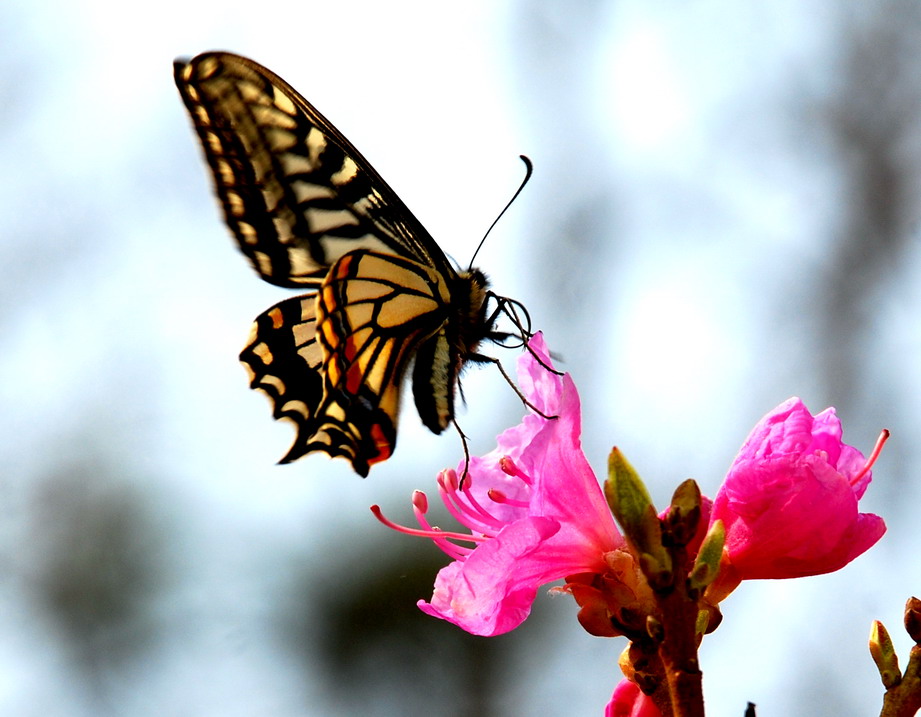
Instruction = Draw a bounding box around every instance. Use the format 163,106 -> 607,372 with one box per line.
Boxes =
524,372 -> 621,571
417,517 -> 562,636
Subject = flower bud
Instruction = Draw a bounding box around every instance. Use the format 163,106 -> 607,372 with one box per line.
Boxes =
869,620 -> 901,689
711,398 -> 886,581
606,448 -> 672,588
663,479 -> 702,548
905,596 -> 921,644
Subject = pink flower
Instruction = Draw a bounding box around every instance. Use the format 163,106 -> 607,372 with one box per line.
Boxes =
710,397 -> 886,592
373,333 -> 624,636
605,680 -> 660,717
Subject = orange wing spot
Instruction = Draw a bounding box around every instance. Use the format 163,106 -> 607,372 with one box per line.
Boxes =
368,423 -> 392,464
332,254 -> 355,278
252,341 -> 274,365
343,335 -> 359,363
267,307 -> 285,329
345,357 -> 364,394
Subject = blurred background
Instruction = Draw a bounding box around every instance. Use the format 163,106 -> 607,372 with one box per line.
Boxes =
2,0 -> 919,714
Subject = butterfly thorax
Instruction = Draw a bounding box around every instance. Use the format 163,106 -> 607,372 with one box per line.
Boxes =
455,268 -> 493,355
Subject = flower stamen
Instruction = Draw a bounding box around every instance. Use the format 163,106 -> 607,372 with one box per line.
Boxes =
370,504 -> 487,545
500,456 -> 533,485
488,489 -> 530,508
851,428 -> 890,486
442,475 -> 507,531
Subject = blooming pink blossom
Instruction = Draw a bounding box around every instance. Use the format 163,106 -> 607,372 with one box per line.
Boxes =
605,680 -> 660,717
373,333 -> 623,636
711,397 -> 886,591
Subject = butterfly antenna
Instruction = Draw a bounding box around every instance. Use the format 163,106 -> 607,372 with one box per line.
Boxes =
468,155 -> 534,270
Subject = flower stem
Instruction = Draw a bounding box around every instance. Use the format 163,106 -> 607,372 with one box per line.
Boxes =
879,645 -> 921,717
657,544 -> 706,717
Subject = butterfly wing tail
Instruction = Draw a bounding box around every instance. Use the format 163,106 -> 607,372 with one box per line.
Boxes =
279,400 -> 395,477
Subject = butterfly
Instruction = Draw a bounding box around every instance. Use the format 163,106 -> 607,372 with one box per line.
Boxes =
174,52 -> 531,476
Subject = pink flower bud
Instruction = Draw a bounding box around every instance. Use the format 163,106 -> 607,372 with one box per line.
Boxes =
711,397 -> 886,586
605,679 -> 661,717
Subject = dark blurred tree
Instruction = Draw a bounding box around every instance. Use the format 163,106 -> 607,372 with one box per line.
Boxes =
816,3 -> 921,403
278,539 -> 511,717
30,458 -> 162,712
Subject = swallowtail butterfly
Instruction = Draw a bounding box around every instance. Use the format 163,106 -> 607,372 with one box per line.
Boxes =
174,52 -> 529,476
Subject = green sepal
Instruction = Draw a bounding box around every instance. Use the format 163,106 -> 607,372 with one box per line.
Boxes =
695,608 -> 711,637
688,519 -> 725,594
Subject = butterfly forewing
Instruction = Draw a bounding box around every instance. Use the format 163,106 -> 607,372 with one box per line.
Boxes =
175,52 -> 508,475
174,53 -> 456,286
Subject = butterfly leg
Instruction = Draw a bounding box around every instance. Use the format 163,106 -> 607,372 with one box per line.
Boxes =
466,352 -> 558,421
451,418 -> 472,488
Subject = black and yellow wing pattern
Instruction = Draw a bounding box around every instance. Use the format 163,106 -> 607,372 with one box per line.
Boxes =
174,52 -> 509,476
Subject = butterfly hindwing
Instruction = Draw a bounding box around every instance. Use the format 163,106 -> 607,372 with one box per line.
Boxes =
302,250 -> 457,474
240,293 -> 324,429
317,250 -> 450,411
240,249 -> 461,476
